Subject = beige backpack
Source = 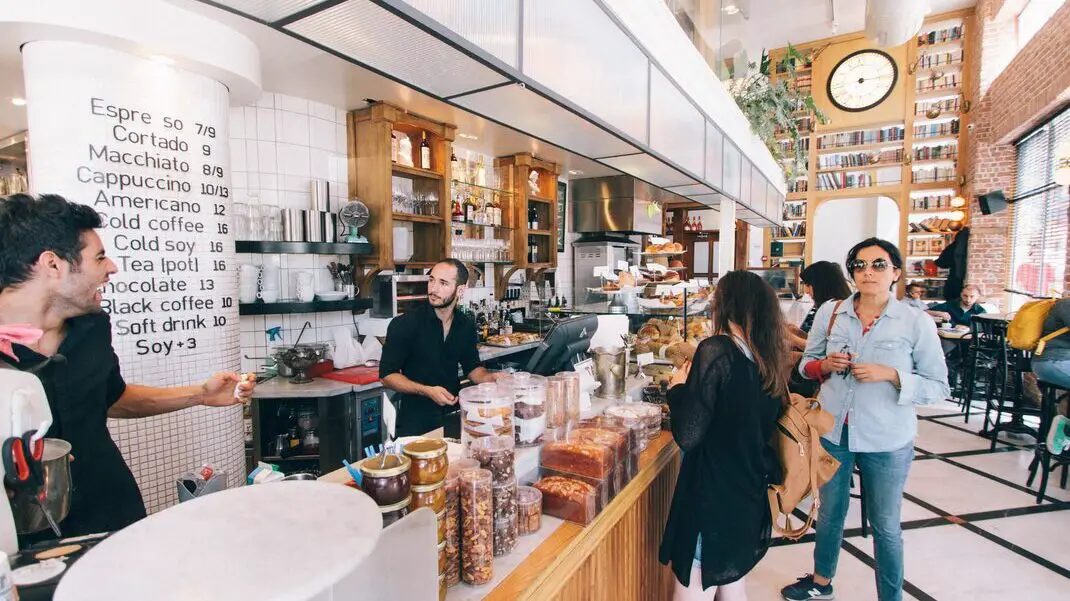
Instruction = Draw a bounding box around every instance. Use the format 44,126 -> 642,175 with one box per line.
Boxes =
768,301 -> 844,540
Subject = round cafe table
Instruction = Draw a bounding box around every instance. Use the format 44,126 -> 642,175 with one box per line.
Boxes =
55,481 -> 381,601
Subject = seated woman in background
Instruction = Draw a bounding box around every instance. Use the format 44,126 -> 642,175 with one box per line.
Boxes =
787,261 -> 852,396
660,270 -> 789,600
1032,297 -> 1070,454
926,284 -> 985,327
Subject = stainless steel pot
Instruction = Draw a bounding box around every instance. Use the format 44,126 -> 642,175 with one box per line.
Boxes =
592,346 -> 627,400
13,438 -> 73,534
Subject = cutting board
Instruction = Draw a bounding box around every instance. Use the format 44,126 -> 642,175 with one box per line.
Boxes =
322,365 -> 381,385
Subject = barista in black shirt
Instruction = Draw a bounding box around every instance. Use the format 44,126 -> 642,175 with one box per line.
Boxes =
0,194 -> 255,537
379,259 -> 501,437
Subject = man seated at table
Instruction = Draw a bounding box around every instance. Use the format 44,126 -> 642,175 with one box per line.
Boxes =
903,282 -> 932,311
927,284 -> 986,327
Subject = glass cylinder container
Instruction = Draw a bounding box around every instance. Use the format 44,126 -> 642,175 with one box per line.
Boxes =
469,434 -> 515,486
498,372 -> 547,446
443,466 -> 465,587
545,376 -> 569,435
517,486 -> 543,535
402,438 -> 449,485
553,371 -> 582,425
459,468 -> 493,585
493,516 -> 518,557
459,383 -> 514,453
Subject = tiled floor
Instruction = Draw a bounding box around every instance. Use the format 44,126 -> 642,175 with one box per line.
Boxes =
745,400 -> 1070,601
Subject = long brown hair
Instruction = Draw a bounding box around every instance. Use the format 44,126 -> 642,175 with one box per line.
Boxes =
712,270 -> 790,398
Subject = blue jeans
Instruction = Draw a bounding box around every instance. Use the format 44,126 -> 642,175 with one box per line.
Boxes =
1033,358 -> 1070,390
814,425 -> 914,601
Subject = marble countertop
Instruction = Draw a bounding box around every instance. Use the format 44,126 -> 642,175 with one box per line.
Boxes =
254,343 -> 541,399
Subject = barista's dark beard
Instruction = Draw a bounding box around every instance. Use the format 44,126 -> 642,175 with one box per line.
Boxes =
429,290 -> 457,309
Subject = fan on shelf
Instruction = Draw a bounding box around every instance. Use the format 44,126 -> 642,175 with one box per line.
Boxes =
339,199 -> 370,243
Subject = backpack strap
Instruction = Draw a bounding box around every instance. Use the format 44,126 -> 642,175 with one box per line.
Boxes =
1036,326 -> 1070,356
769,420 -> 827,540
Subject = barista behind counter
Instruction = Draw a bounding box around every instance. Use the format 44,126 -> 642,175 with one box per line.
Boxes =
379,259 -> 501,437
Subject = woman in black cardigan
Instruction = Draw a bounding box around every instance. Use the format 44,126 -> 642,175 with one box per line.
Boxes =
660,270 -> 789,600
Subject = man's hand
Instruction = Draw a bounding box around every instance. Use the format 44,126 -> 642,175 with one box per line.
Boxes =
199,372 -> 255,407
822,352 -> 853,375
669,360 -> 691,388
851,363 -> 899,385
423,385 -> 457,406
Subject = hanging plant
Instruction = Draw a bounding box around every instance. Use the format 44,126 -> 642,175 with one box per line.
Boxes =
726,44 -> 828,182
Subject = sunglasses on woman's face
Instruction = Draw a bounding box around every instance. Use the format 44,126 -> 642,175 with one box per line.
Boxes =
848,258 -> 891,274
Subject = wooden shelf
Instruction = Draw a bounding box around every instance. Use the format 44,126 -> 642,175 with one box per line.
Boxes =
396,294 -> 428,301
775,237 -> 806,243
915,85 -> 962,96
392,212 -> 444,224
816,162 -> 904,174
814,184 -> 903,198
909,207 -> 959,214
529,196 -> 555,204
238,298 -> 372,316
235,241 -> 374,255
817,141 -> 905,154
913,112 -> 961,121
393,260 -> 437,267
917,39 -> 964,51
528,230 -> 552,236
911,179 -> 959,188
786,192 -> 808,201
910,157 -> 958,166
912,135 -> 959,144
392,164 -> 442,180
908,231 -> 955,237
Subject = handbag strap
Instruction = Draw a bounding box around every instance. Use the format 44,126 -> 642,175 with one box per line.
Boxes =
827,299 -> 845,338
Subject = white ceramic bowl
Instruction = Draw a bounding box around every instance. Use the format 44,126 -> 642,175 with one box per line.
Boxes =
315,291 -> 347,301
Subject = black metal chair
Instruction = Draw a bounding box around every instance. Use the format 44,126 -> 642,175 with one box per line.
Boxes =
960,316 -> 1002,422
849,466 -> 869,538
978,318 -> 1041,449
1026,380 -> 1070,504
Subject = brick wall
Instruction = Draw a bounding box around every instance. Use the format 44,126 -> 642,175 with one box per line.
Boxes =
964,0 -> 1070,309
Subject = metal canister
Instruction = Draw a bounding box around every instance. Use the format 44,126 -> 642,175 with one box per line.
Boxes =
311,179 -> 331,212
303,210 -> 323,242
281,209 -> 302,241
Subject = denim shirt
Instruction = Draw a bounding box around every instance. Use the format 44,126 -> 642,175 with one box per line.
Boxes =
800,294 -> 950,452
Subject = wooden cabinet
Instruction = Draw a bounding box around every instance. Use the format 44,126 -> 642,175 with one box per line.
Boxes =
347,102 -> 456,273
495,153 -> 561,270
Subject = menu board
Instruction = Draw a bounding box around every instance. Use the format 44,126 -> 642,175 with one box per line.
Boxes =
22,42 -> 238,385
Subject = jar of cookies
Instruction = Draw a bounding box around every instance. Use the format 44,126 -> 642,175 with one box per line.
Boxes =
459,383 -> 514,454
517,486 -> 543,535
402,438 -> 449,485
459,468 -> 493,586
498,371 -> 547,446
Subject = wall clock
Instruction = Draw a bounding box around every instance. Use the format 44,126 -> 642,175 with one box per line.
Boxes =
826,49 -> 898,112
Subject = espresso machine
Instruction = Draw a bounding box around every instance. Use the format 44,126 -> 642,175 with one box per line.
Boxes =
0,365 -> 53,556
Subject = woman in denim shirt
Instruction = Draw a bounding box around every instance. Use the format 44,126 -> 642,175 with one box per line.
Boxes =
781,238 -> 949,601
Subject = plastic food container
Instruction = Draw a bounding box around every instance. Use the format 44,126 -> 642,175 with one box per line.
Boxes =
580,416 -> 638,482
459,383 -> 514,453
533,467 -> 611,511
531,473 -> 600,525
499,371 -> 548,446
552,371 -> 581,424
492,479 -> 518,522
379,495 -> 411,528
470,434 -> 516,485
459,468 -> 494,585
410,479 -> 446,513
545,376 -> 569,433
443,469 -> 462,587
357,454 -> 412,506
493,516 -> 518,556
517,486 -> 542,535
402,438 -> 449,485
539,440 -> 614,480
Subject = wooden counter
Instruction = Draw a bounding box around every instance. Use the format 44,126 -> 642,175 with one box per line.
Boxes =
485,431 -> 681,601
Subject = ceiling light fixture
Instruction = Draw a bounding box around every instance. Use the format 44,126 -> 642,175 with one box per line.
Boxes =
10,98 -> 26,107
722,4 -> 740,15
457,132 -> 479,140
149,54 -> 175,66
568,169 -> 584,176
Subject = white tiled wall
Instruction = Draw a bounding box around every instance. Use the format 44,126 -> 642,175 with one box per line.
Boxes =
231,92 -> 357,372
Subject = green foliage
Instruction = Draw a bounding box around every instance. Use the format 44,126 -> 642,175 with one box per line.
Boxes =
727,43 -> 827,182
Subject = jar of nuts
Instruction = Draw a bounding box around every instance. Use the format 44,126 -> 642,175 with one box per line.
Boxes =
459,468 -> 494,586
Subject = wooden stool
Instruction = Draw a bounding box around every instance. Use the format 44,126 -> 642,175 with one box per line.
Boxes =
1026,380 -> 1070,504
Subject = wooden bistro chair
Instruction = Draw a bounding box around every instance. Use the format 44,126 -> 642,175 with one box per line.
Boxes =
977,317 -> 1040,451
1027,380 -> 1070,504
960,316 -> 1002,422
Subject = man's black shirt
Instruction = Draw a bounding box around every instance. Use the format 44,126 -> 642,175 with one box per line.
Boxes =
3,313 -> 146,536
378,301 -> 482,436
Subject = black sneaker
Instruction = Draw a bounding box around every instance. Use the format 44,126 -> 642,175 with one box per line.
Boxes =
781,574 -> 834,600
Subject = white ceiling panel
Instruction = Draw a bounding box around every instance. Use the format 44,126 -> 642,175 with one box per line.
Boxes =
599,153 -> 696,188
667,183 -> 715,196
523,0 -> 649,143
706,123 -> 724,188
649,67 -> 705,177
286,0 -> 508,98
207,0 -> 326,21
722,142 -> 742,199
453,84 -> 639,159
739,157 -> 753,205
399,0 -> 519,69
751,165 -> 767,212
688,193 -> 725,208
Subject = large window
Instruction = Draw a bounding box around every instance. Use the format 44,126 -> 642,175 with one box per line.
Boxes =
1009,107 -> 1069,309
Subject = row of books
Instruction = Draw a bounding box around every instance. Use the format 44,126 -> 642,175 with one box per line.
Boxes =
918,25 -> 964,46
788,180 -> 809,193
817,172 -> 873,190
916,49 -> 964,69
817,148 -> 904,170
914,119 -> 961,138
784,203 -> 807,220
778,138 -> 811,153
911,194 -> 955,211
774,223 -> 806,238
912,167 -> 956,183
817,126 -> 905,149
915,98 -> 961,116
913,144 -> 958,161
907,236 -> 951,256
917,73 -> 961,92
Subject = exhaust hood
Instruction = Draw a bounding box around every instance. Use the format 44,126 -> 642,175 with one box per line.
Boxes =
571,175 -> 687,235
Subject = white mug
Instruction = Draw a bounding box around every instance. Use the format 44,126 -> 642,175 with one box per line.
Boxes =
296,271 -> 315,302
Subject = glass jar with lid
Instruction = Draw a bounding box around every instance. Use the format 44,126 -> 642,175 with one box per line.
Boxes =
379,495 -> 411,528
410,479 -> 447,513
459,383 -> 514,454
358,454 -> 412,506
498,372 -> 547,447
402,438 -> 449,485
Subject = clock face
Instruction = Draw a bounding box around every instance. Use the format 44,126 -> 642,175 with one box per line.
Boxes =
827,49 -> 898,112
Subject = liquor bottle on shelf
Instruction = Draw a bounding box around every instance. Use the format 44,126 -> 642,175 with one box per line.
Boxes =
464,193 -> 476,223
528,239 -> 538,263
419,132 -> 431,170
528,205 -> 539,230
559,296 -> 567,309
452,193 -> 464,221
697,216 -> 704,231
451,151 -> 463,183
475,156 -> 487,187
391,131 -> 400,164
